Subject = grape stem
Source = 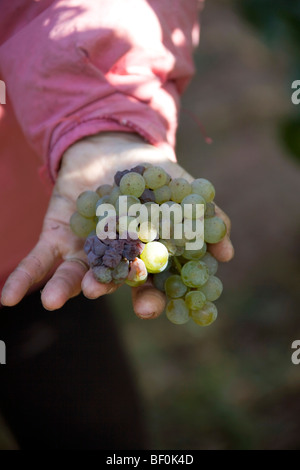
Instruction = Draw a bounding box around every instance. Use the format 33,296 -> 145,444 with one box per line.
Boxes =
173,256 -> 182,274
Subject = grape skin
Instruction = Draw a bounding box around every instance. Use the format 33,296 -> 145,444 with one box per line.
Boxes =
190,301 -> 218,326
166,299 -> 190,325
140,189 -> 155,203
95,195 -> 111,211
154,185 -> 172,204
199,275 -> 223,301
185,291 -> 206,310
181,260 -> 209,288
182,242 -> 207,260
153,269 -> 171,292
109,186 -> 121,205
159,239 -> 177,256
204,202 -> 216,218
115,195 -> 140,216
169,178 -> 192,203
96,184 -> 113,197
120,172 -> 146,198
93,265 -> 113,284
126,258 -> 148,286
201,252 -> 218,275
138,221 -> 158,243
191,178 -> 215,203
181,193 -> 206,219
143,166 -> 168,189
140,241 -> 169,273
204,216 -> 227,244
70,212 -> 96,238
76,190 -> 99,218
164,274 -> 188,299
112,259 -> 130,282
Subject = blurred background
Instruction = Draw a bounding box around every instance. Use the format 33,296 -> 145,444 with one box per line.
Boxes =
1,0 -> 299,450
110,0 -> 300,450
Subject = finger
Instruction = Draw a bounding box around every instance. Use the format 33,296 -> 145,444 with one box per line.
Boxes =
41,258 -> 89,311
131,279 -> 166,319
215,205 -> 231,236
208,237 -> 234,262
208,204 -> 234,262
1,240 -> 57,307
81,269 -> 118,299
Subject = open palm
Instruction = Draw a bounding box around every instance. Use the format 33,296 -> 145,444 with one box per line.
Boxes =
1,132 -> 234,319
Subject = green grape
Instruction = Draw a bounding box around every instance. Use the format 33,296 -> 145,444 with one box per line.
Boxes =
175,245 -> 185,256
115,195 -> 140,216
154,185 -> 172,204
96,184 -> 113,197
173,234 -> 186,247
153,269 -> 171,292
143,166 -> 168,189
166,299 -> 190,325
185,290 -> 206,310
165,173 -> 171,185
204,216 -> 227,244
138,221 -> 158,242
191,178 -> 215,203
95,195 -> 111,211
159,239 -> 177,256
181,260 -> 209,288
190,301 -> 218,326
169,178 -> 192,203
181,193 -> 206,219
165,275 -> 188,299
70,212 -> 96,238
199,276 -> 223,301
174,222 -> 203,250
201,252 -> 218,275
182,242 -> 207,260
120,172 -> 145,197
140,241 -> 169,273
76,190 -> 99,218
109,186 -> 121,205
204,202 -> 216,218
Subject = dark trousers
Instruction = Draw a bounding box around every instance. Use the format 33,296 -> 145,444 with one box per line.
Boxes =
0,291 -> 147,449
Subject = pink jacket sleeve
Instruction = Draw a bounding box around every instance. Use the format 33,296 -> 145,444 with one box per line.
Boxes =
0,0 -> 200,182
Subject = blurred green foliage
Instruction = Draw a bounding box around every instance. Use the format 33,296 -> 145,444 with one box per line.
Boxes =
237,0 -> 300,161
238,1 -> 300,59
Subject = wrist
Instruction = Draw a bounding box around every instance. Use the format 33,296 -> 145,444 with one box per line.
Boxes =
55,132 -> 173,199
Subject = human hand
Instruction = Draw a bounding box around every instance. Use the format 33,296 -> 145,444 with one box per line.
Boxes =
1,132 -> 234,318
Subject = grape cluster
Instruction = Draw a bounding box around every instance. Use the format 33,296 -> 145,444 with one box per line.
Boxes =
70,163 -> 227,327
83,235 -> 145,284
